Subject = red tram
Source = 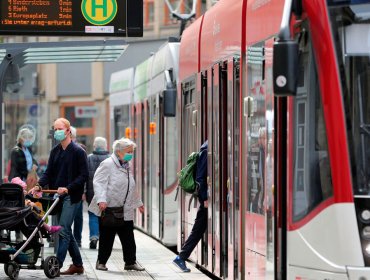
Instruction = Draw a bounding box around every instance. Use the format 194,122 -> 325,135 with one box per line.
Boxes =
177,0 -> 370,279
110,0 -> 370,278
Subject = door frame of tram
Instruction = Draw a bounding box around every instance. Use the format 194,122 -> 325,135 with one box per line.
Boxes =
133,102 -> 146,229
143,99 -> 152,234
205,61 -> 229,278
180,76 -> 199,257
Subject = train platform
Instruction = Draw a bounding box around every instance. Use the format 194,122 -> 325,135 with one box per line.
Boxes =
0,207 -> 210,280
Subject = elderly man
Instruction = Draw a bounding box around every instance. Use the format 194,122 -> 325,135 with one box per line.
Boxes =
85,136 -> 109,249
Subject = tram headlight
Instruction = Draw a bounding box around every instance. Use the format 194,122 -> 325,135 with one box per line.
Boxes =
365,243 -> 370,257
362,226 -> 370,240
360,209 -> 370,223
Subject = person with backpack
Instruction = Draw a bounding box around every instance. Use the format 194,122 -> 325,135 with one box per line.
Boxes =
173,140 -> 208,272
85,137 -> 109,249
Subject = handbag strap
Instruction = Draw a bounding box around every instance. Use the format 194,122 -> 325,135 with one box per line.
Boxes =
123,169 -> 130,206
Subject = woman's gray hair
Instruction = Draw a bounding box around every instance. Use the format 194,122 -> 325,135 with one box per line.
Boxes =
17,127 -> 34,142
93,136 -> 107,151
112,138 -> 136,154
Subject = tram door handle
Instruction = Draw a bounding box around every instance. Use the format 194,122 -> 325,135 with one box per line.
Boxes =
243,96 -> 254,118
192,110 -> 198,126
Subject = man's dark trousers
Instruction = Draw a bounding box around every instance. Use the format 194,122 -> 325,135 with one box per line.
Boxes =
179,205 -> 207,260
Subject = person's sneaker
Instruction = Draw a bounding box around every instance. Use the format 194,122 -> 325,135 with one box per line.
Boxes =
48,226 -> 62,234
96,260 -> 108,271
60,264 -> 84,275
90,239 -> 98,249
124,263 -> 145,271
173,256 -> 190,272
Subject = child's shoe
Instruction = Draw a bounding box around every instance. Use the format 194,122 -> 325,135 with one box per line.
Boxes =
48,226 -> 62,234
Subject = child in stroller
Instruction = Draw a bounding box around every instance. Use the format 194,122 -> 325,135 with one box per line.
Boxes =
0,182 -> 62,280
10,177 -> 62,235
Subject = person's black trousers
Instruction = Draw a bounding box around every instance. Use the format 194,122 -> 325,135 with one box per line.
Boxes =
179,205 -> 208,260
98,220 -> 136,265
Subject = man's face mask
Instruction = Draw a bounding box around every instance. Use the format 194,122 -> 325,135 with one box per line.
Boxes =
54,130 -> 66,141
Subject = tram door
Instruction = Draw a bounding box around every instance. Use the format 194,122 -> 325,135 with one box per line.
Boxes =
134,103 -> 145,229
198,71 -> 208,267
180,78 -> 198,255
207,63 -> 228,277
227,57 -> 240,280
148,94 -> 162,240
244,42 -> 269,279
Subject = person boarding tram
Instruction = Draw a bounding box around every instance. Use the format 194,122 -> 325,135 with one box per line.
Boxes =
173,140 -> 208,272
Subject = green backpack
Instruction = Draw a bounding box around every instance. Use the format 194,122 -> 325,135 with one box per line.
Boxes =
177,152 -> 199,194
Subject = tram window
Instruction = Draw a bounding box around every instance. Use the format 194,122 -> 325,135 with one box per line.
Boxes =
114,105 -> 130,139
292,30 -> 333,222
182,80 -> 196,107
246,43 -> 266,215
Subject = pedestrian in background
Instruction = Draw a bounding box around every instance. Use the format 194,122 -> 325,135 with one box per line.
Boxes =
9,125 -> 38,184
9,125 -> 39,242
37,117 -> 88,275
70,126 -> 86,248
89,138 -> 145,271
173,140 -> 208,272
86,137 -> 109,249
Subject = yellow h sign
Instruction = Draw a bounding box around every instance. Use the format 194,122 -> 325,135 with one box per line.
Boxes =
81,0 -> 117,25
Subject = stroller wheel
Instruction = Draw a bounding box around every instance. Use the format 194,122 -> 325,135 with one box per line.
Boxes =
4,262 -> 9,276
6,261 -> 19,280
43,256 -> 60,279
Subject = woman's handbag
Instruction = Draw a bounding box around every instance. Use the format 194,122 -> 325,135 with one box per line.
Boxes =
100,169 -> 130,227
101,207 -> 125,227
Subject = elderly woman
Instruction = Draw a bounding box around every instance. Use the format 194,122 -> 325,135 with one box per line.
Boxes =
89,138 -> 145,271
8,126 -> 38,242
9,126 -> 38,183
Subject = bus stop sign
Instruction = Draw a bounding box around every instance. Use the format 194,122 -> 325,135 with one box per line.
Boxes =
0,0 -> 143,37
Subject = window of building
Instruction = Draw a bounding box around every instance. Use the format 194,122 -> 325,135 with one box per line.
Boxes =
144,0 -> 155,27
60,102 -> 96,151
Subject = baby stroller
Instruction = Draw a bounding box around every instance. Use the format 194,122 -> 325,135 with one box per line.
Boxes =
0,183 -> 61,280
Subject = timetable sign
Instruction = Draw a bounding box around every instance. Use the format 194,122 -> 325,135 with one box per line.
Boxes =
0,0 -> 143,37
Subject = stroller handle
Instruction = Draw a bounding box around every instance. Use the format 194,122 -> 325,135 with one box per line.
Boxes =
41,190 -> 58,194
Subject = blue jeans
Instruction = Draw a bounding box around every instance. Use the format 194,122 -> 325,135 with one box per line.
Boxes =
88,210 -> 99,240
57,196 -> 83,268
73,201 -> 83,245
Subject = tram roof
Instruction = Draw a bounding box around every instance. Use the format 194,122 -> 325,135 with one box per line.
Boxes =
0,39 -> 128,66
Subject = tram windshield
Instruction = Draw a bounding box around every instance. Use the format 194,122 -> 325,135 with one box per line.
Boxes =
329,2 -> 370,194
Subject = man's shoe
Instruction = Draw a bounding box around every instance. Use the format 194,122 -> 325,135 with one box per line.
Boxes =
173,256 -> 190,272
124,263 -> 145,271
95,261 -> 108,271
90,239 -> 98,249
60,264 -> 84,275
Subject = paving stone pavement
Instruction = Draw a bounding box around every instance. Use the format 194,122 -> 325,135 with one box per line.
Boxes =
0,206 -> 210,280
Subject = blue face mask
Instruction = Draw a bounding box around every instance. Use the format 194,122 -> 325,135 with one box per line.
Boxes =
23,140 -> 33,147
54,130 -> 66,141
123,153 -> 133,162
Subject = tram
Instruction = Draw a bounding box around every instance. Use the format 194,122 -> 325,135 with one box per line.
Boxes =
110,41 -> 180,247
110,0 -> 370,279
